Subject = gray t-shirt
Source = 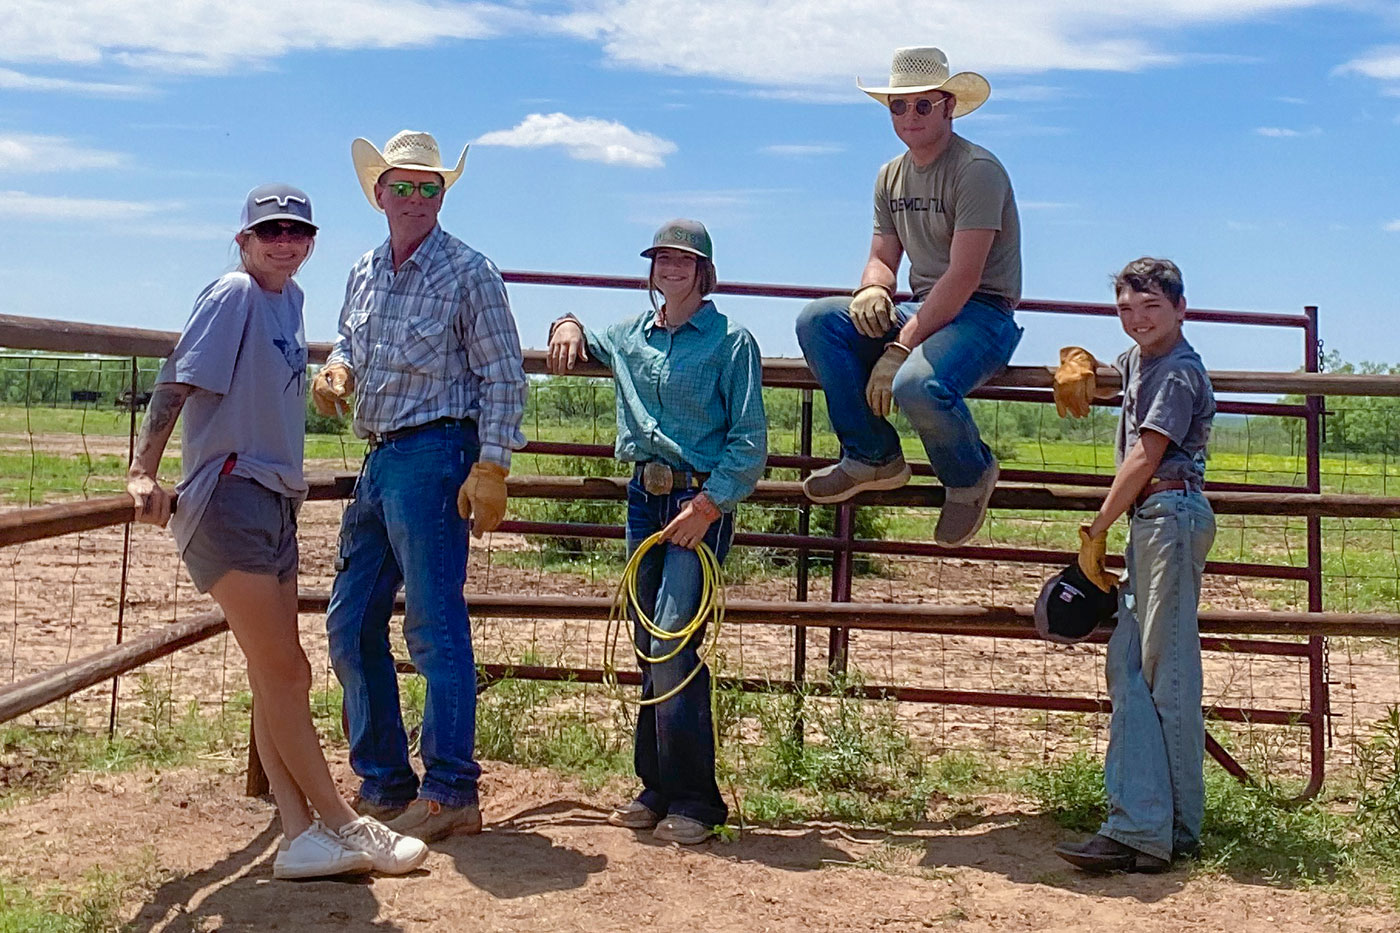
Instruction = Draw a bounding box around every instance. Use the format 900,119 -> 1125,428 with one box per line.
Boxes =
1114,337 -> 1215,485
158,272 -> 309,556
872,133 -> 1021,307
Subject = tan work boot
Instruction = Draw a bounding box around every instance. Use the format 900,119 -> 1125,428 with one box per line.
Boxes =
385,798 -> 482,842
351,795 -> 410,822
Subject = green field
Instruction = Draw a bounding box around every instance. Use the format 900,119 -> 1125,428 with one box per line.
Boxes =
5,391 -> 1400,612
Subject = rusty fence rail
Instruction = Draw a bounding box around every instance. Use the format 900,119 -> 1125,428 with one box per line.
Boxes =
3,278 -> 1400,799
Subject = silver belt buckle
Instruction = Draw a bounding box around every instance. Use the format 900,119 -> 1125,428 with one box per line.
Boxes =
642,461 -> 674,495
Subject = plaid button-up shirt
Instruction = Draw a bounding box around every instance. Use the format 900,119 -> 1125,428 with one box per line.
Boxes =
327,225 -> 527,467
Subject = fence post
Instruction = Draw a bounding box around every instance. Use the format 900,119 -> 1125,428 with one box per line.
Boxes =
109,356 -> 139,737
793,389 -> 813,742
1299,304 -> 1328,800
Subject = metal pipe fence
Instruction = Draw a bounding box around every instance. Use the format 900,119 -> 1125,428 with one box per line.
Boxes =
3,279 -> 1400,802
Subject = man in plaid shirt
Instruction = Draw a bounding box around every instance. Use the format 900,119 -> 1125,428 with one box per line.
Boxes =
312,130 -> 527,842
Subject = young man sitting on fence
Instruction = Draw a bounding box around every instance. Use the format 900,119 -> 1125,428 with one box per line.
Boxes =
1050,257 -> 1217,873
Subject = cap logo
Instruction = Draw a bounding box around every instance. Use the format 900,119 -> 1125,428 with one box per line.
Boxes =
253,193 -> 308,208
1058,584 -> 1084,602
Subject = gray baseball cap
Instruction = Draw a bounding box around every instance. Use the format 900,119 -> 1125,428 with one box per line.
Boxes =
239,183 -> 316,232
641,218 -> 713,261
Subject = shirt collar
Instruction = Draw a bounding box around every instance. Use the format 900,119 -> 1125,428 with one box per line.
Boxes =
643,299 -> 717,335
370,223 -> 446,274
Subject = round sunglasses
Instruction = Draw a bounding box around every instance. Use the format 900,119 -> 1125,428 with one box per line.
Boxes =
888,96 -> 948,117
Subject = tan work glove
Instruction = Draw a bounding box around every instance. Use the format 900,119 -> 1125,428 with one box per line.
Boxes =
311,363 -> 354,417
1052,347 -> 1098,419
865,342 -> 911,418
850,284 -> 895,339
458,461 -> 508,538
1077,525 -> 1120,593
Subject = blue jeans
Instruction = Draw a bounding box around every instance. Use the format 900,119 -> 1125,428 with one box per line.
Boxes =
326,420 -> 480,809
625,478 -> 735,827
1100,488 -> 1216,860
795,295 -> 1022,488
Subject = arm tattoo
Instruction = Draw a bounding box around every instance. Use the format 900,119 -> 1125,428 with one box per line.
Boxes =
131,383 -> 194,473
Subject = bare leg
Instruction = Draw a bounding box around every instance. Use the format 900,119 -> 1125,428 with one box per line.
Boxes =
209,571 -> 358,835
251,699 -> 313,837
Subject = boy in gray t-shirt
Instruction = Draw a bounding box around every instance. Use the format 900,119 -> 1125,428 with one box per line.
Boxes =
1048,257 -> 1217,874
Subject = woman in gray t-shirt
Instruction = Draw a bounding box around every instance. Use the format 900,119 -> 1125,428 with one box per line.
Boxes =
125,185 -> 427,881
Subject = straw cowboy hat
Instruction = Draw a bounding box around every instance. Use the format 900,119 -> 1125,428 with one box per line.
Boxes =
858,47 -> 990,118
350,130 -> 468,212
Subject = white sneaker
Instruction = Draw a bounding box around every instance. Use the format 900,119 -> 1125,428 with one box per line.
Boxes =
338,815 -> 430,875
273,821 -> 374,880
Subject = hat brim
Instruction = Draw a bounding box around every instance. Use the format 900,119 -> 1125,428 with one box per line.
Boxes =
351,137 -> 468,213
640,245 -> 710,259
857,71 -> 990,118
241,213 -> 319,233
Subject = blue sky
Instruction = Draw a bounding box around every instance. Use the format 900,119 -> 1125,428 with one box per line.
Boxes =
0,0 -> 1397,374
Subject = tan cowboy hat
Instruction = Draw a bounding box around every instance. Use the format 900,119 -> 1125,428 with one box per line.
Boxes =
857,47 -> 990,118
350,130 -> 468,212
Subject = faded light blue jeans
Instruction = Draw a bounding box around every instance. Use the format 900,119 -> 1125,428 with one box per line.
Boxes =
1100,488 -> 1216,861
625,475 -> 734,828
326,420 -> 480,809
795,294 -> 1022,489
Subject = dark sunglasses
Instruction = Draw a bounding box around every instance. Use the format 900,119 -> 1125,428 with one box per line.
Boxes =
385,180 -> 443,199
888,97 -> 945,116
250,220 -> 316,241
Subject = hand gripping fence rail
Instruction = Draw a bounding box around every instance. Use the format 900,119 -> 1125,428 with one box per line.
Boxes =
3,273 -> 1400,802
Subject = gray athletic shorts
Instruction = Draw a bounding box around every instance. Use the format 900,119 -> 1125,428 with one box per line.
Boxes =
183,475 -> 299,593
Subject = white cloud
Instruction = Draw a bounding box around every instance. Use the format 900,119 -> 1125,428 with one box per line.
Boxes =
0,190 -> 167,220
1275,95 -> 1308,104
760,143 -> 844,157
1385,219 -> 1400,232
0,67 -> 147,96
1337,46 -> 1400,81
1254,126 -> 1322,137
552,0 -> 1339,89
474,113 -> 676,168
0,0 -> 1347,87
0,0 -> 510,73
0,134 -> 127,172
1020,200 -> 1077,210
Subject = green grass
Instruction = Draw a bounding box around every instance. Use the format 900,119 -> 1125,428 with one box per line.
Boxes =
0,867 -> 138,933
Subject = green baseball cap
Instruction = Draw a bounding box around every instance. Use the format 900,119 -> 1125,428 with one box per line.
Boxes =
641,218 -> 713,261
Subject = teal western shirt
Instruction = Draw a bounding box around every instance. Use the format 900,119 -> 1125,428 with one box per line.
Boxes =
576,300 -> 767,512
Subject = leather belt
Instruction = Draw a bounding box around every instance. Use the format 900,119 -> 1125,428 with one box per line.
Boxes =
1135,479 -> 1188,507
635,462 -> 709,495
367,417 -> 466,450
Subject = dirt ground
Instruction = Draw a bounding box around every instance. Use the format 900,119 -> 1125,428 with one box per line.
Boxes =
3,759 -> 1396,933
5,499 -> 1400,929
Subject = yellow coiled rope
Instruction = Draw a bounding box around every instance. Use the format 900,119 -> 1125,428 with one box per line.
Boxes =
603,531 -> 725,706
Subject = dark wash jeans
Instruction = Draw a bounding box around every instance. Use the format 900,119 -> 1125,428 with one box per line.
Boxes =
326,419 -> 480,808
625,477 -> 735,827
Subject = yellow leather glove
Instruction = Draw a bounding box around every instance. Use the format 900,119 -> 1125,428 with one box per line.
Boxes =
311,363 -> 354,418
1052,347 -> 1097,418
865,342 -> 911,418
850,284 -> 895,339
458,461 -> 508,538
1077,525 -> 1120,593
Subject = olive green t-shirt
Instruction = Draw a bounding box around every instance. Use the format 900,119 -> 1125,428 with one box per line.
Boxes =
873,134 -> 1021,307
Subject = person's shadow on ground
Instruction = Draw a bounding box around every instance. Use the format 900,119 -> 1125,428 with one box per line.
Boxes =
127,822 -> 401,933
437,799 -> 609,899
